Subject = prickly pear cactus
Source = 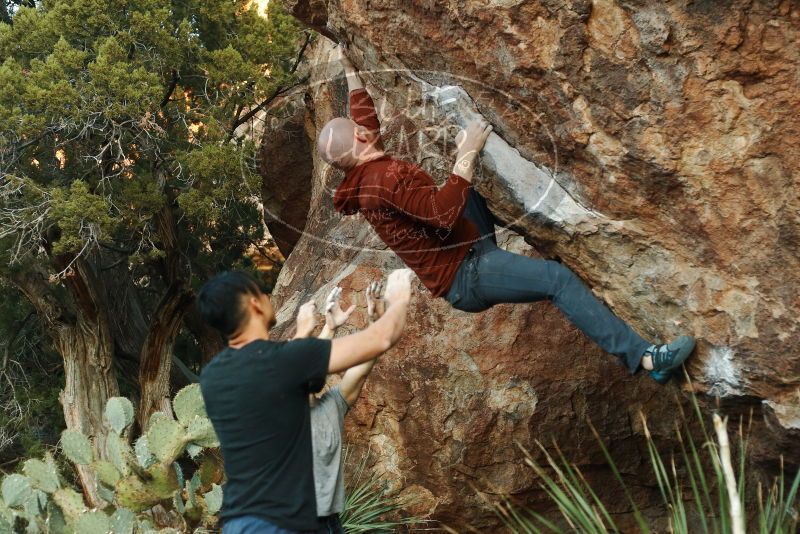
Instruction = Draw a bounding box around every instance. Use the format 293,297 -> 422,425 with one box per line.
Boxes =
76,509 -> 111,534
204,484 -> 223,516
145,415 -> 187,464
172,384 -> 207,425
60,429 -> 92,465
5,390 -> 226,532
1,474 -> 32,508
186,416 -> 219,448
110,507 -> 135,534
105,397 -> 135,436
134,436 -> 157,469
106,432 -> 133,476
22,455 -> 60,494
52,487 -> 87,522
94,460 -> 122,487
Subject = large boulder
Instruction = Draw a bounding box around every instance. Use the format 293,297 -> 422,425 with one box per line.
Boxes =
261,0 -> 800,528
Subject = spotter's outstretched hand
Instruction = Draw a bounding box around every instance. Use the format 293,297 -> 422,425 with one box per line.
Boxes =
365,280 -> 386,323
295,301 -> 317,338
325,286 -> 356,330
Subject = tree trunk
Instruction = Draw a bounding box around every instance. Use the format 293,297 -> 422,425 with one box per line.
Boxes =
9,258 -> 118,507
184,302 -> 225,364
136,282 -> 192,428
56,319 -> 117,507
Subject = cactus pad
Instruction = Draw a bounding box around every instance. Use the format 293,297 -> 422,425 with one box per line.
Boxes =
93,460 -> 121,487
172,384 -> 207,425
185,443 -> 202,459
145,416 -> 187,464
186,416 -> 219,448
134,436 -> 156,469
60,430 -> 92,465
204,484 -> 222,516
105,397 -> 135,435
110,507 -> 135,534
22,456 -> 60,494
115,476 -> 161,513
1,474 -> 32,508
23,489 -> 47,517
146,464 -> 180,499
172,491 -> 185,515
52,488 -> 86,522
105,433 -> 132,477
46,500 -> 67,534
75,510 -> 111,534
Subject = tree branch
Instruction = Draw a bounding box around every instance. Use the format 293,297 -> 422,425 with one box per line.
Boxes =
160,69 -> 180,108
228,31 -> 313,136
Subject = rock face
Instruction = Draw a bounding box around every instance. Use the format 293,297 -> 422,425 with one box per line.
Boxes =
261,0 -> 800,529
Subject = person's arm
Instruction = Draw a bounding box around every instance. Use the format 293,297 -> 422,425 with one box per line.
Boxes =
328,269 -> 413,373
341,54 -> 364,92
339,281 -> 384,406
337,46 -> 383,148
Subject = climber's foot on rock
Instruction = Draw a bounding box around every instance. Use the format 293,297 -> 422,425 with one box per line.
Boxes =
648,369 -> 673,385
641,335 -> 695,374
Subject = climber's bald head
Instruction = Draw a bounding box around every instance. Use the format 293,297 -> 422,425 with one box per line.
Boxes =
317,117 -> 358,170
317,116 -> 385,171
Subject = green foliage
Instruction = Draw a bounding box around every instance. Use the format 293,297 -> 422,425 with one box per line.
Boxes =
0,1 -> 299,450
0,284 -> 64,468
496,391 -> 800,534
2,385 -> 224,531
1,0 -> 301,260
341,451 -> 426,533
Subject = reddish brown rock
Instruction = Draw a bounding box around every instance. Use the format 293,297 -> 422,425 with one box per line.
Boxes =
261,1 -> 800,528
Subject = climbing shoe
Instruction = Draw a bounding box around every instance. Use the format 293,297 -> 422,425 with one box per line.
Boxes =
649,369 -> 673,385
644,335 -> 696,373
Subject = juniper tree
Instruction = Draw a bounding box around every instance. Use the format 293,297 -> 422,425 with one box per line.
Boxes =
0,0 -> 305,503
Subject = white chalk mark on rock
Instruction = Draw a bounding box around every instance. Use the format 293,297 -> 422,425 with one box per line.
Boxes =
704,346 -> 743,397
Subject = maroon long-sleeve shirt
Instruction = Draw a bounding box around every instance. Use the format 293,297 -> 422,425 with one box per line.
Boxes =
333,89 -> 479,297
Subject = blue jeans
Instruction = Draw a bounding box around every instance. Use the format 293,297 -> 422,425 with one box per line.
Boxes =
223,514 -> 343,534
445,191 -> 649,372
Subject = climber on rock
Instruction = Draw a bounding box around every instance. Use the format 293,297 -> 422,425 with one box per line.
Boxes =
196,268 -> 414,534
316,46 -> 695,385
292,281 -> 388,534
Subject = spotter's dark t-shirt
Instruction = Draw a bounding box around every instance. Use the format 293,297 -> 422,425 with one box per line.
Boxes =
199,338 -> 331,531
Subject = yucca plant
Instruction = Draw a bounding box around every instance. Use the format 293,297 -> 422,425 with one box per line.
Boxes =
495,384 -> 800,533
340,449 -> 426,533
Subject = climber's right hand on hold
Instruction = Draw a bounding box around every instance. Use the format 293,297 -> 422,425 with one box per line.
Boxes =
453,119 -> 493,182
383,268 -> 414,308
